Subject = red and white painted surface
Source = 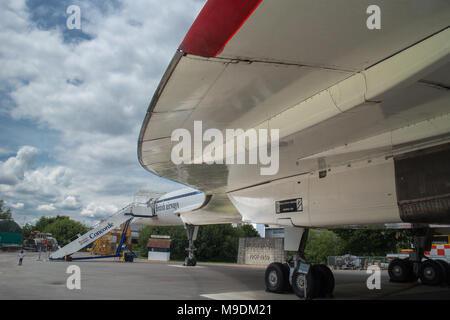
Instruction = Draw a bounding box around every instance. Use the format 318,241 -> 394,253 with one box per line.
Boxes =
424,244 -> 450,258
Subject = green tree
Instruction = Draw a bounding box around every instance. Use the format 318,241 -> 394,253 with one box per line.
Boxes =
0,200 -> 21,233
0,200 -> 12,220
304,229 -> 345,264
196,224 -> 238,262
137,225 -> 188,259
196,224 -> 260,262
137,223 -> 260,262
31,216 -> 89,246
333,229 -> 412,256
22,223 -> 34,238
34,216 -> 59,233
236,224 -> 261,238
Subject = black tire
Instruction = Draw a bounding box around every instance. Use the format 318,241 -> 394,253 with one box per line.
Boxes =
316,264 -> 335,297
184,257 -> 197,266
306,264 -> 323,299
444,261 -> 450,286
265,262 -> 287,293
291,264 -> 322,299
419,259 -> 444,286
442,260 -> 450,286
388,258 -> 412,282
434,260 -> 449,286
405,259 -> 419,282
282,263 -> 292,292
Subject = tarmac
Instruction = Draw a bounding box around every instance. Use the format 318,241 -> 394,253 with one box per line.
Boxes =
0,252 -> 449,300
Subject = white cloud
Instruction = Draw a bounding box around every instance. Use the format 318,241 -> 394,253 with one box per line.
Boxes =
81,202 -> 119,218
37,204 -> 56,211
0,146 -> 38,185
0,0 -> 204,225
0,147 -> 79,219
8,202 -> 24,209
59,195 -> 82,210
6,0 -> 204,139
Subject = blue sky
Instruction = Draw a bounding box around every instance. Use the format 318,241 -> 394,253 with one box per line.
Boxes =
0,0 -> 205,226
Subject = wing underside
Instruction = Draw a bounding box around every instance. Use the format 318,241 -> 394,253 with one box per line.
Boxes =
138,0 -> 450,224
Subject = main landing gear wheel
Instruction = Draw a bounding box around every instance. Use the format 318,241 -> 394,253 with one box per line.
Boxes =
419,259 -> 445,286
184,224 -> 198,267
283,263 -> 292,292
388,258 -> 414,283
291,265 -> 322,299
435,260 -> 450,286
405,259 -> 419,282
184,257 -> 197,266
265,262 -> 290,293
316,264 -> 335,297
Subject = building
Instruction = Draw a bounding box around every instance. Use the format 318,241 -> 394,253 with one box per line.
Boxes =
147,235 -> 171,261
0,219 -> 22,251
264,227 -> 285,238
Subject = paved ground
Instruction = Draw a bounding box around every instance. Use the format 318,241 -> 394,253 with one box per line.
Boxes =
0,252 -> 449,300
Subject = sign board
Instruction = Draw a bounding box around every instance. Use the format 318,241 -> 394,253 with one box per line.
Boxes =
245,241 -> 275,264
238,238 -> 284,265
275,198 -> 303,214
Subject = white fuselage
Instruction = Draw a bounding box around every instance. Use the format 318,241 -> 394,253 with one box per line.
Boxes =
133,188 -> 206,226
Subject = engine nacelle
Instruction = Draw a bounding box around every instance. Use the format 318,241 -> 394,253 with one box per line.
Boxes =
394,143 -> 450,223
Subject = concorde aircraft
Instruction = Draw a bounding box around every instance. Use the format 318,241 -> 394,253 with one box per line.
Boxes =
135,0 -> 450,298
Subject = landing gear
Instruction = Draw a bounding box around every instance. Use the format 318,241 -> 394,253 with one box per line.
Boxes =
184,255 -> 197,266
289,261 -> 335,299
387,227 -> 450,286
419,259 -> 445,285
316,264 -> 335,297
265,262 -> 290,293
264,227 -> 335,299
436,259 -> 450,286
388,258 -> 415,282
124,253 -> 134,262
183,224 -> 198,266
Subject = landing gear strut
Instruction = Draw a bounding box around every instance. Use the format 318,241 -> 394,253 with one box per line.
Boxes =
388,227 -> 450,286
184,224 -> 198,266
264,227 -> 335,299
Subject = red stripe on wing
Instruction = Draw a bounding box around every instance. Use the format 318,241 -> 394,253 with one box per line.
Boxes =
179,0 -> 263,57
